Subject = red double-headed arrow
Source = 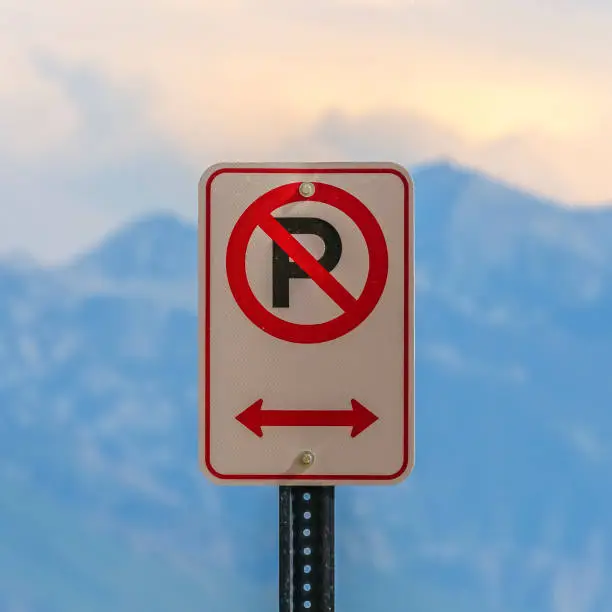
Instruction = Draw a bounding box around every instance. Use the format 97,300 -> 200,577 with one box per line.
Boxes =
235,399 -> 378,438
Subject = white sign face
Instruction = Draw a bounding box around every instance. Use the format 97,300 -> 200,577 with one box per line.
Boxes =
198,162 -> 414,485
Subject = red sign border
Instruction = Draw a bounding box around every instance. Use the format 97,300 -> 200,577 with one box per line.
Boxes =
201,165 -> 414,483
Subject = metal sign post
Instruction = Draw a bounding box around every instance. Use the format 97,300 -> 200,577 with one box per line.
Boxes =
279,486 -> 334,612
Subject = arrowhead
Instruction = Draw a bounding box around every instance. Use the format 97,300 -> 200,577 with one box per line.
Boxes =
350,400 -> 379,437
235,399 -> 264,437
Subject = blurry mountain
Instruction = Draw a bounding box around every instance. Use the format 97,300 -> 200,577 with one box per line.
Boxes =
1,161 -> 611,611
71,213 -> 197,282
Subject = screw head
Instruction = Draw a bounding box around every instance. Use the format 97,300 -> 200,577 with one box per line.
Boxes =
300,450 -> 315,466
299,182 -> 315,198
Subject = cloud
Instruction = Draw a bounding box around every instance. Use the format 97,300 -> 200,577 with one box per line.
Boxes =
529,533 -> 608,612
556,422 -> 608,464
341,495 -> 400,573
0,55 -> 192,265
0,46 -> 78,161
344,526 -> 398,572
3,0 -> 611,171
1,0 -> 611,263
418,525 -> 612,611
278,109 -> 612,205
551,543 -> 605,612
274,109 -> 465,165
421,538 -> 512,609
423,342 -> 527,383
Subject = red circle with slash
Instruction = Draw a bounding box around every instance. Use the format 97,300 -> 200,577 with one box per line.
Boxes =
226,181 -> 388,343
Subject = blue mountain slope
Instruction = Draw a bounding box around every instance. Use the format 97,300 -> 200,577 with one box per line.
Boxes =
1,162 -> 612,611
0,477 -> 265,612
70,213 -> 197,282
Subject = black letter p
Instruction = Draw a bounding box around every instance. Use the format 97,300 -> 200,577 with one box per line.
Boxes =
272,217 -> 342,308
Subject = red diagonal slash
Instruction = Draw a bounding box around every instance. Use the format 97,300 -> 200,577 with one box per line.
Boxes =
258,214 -> 357,312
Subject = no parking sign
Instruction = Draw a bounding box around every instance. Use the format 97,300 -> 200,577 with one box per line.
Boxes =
198,162 -> 414,485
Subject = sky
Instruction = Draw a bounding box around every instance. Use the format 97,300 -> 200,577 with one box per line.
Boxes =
0,0 -> 611,264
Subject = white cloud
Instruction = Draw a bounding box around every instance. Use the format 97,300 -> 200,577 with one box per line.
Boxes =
275,109 -> 465,166
113,462 -> 183,506
549,535 -> 606,612
419,536 -> 514,609
0,0 -> 611,263
0,44 -> 79,160
341,523 -> 398,573
423,342 -> 527,383
2,0 -> 611,181
556,423 -> 608,464
421,530 -> 612,612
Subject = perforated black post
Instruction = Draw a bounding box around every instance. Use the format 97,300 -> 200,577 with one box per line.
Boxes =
279,486 -> 335,612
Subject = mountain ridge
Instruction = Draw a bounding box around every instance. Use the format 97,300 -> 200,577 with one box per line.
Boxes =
55,161 -> 612,284
57,162 -> 612,318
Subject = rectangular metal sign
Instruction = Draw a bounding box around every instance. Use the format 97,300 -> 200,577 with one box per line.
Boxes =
198,162 -> 414,485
